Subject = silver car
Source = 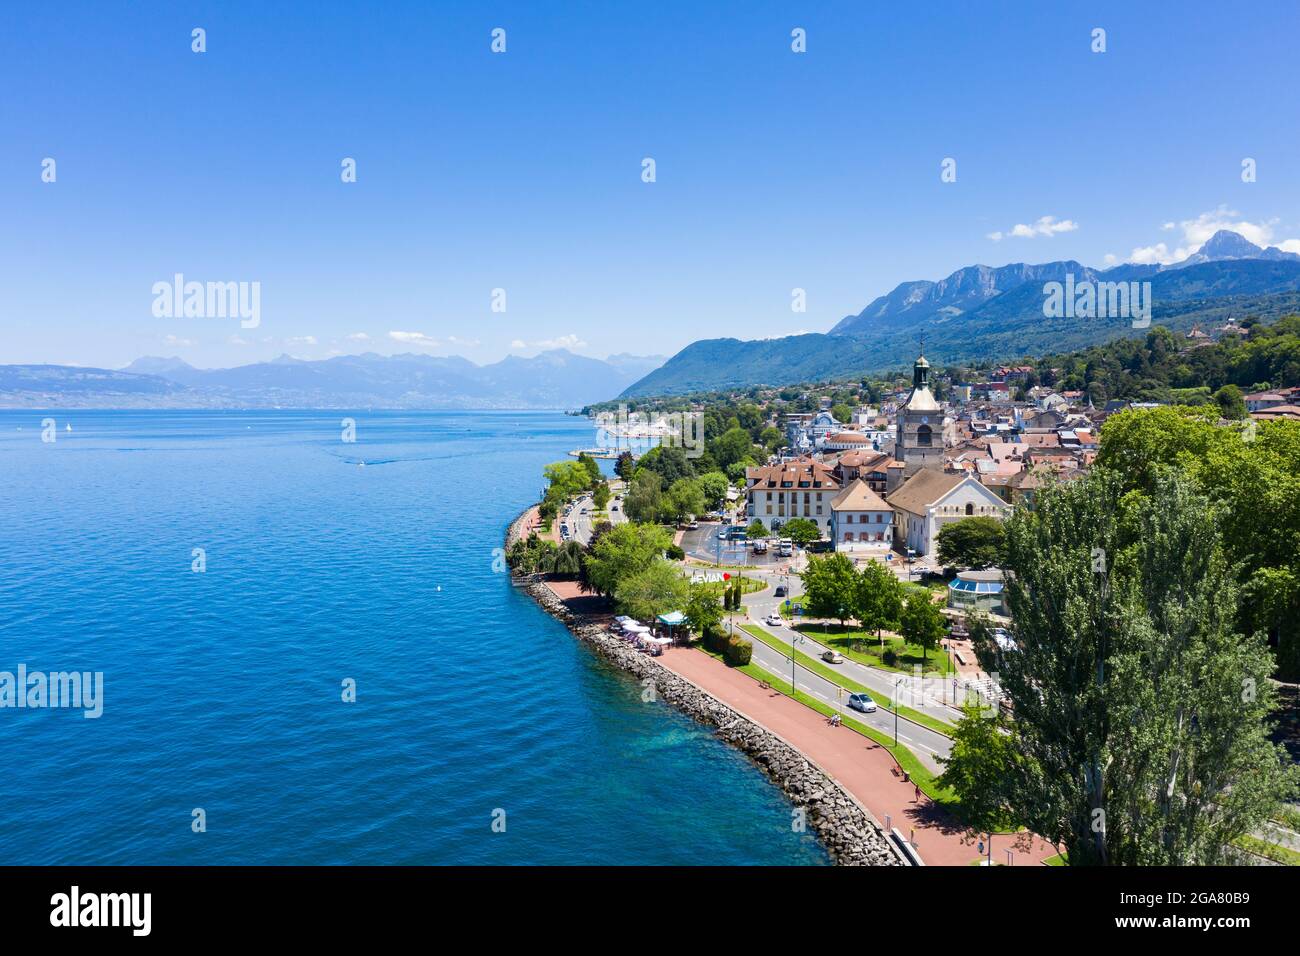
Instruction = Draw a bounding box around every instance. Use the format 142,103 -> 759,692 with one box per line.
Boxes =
847,693 -> 877,714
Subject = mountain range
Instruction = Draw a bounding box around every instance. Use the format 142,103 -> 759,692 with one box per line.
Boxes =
0,350 -> 665,409
621,231 -> 1300,396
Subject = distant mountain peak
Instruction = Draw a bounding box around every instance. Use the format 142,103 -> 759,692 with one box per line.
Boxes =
1171,229 -> 1298,269
122,355 -> 197,374
1201,229 -> 1262,258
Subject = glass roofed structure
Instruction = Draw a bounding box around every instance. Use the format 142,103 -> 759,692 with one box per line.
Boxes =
947,569 -> 1005,615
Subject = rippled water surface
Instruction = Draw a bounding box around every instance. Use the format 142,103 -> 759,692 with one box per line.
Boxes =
0,410 -> 828,865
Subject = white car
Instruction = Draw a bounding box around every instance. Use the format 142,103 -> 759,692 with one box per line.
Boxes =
764,613 -> 783,627
847,693 -> 877,714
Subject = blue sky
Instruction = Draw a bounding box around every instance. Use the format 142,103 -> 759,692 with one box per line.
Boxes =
3,0 -> 1299,369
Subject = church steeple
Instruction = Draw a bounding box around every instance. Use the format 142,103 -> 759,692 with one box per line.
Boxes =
912,353 -> 930,390
897,338 -> 942,479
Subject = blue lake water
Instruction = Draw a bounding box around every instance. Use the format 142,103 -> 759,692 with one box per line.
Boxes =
0,410 -> 827,865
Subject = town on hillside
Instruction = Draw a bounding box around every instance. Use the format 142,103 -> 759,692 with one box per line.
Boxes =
512,317 -> 1300,868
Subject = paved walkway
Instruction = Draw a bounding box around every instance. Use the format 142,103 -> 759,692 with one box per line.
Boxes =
655,644 -> 1061,866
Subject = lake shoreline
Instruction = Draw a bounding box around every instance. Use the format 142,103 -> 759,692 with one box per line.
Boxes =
508,513 -> 902,866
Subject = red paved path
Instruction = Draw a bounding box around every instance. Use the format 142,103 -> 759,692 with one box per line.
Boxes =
656,645 -> 1060,867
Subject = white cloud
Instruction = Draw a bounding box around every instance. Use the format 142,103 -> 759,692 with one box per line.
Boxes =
286,335 -> 317,346
988,215 -> 1078,242
347,332 -> 370,341
446,335 -> 481,347
532,334 -> 586,350
388,330 -> 440,347
1124,206 -> 1299,264
228,335 -> 250,346
1103,253 -> 1118,266
1128,243 -> 1183,265
510,339 -> 526,349
165,334 -> 194,347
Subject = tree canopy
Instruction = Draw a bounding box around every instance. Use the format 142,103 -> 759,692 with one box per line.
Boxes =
936,516 -> 1006,569
940,470 -> 1298,865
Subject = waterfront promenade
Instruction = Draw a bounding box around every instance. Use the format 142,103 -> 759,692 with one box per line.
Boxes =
545,580 -> 1059,866
656,644 -> 1059,866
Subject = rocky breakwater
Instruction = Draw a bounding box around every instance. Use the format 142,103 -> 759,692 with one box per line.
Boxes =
524,578 -> 902,866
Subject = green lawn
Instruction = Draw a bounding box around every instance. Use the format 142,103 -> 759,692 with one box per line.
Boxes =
1042,852 -> 1068,866
790,623 -> 956,677
1235,834 -> 1300,866
739,624 -> 955,737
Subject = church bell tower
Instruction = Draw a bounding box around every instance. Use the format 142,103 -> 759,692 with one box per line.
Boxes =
896,348 -> 943,478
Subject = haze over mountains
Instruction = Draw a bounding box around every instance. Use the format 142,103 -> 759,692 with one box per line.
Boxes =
621,231 -> 1300,397
0,350 -> 665,409
7,231 -> 1300,408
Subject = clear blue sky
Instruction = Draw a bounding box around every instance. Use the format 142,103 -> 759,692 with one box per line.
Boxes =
3,0 -> 1298,369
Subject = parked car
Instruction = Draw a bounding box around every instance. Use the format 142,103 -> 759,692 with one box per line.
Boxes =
687,521 -> 699,530
821,650 -> 844,664
773,585 -> 787,597
847,693 -> 877,714
611,504 -> 619,511
764,613 -> 783,627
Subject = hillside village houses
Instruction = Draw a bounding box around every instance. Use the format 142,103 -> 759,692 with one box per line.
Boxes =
744,348 -> 1136,563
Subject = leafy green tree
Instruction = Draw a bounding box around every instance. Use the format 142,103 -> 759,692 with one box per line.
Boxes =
899,590 -> 945,663
551,540 -> 586,578
711,427 -> 757,471
952,470 -> 1298,865
592,481 -> 610,510
725,459 -> 756,483
543,460 -> 590,501
584,523 -> 672,597
800,553 -> 857,625
638,445 -> 694,485
745,519 -> 768,539
698,472 -> 729,509
615,559 -> 690,621
758,426 -> 786,452
666,477 -> 706,523
936,704 -> 1022,834
782,517 -> 821,545
936,516 -> 1006,569
623,470 -> 667,524
855,560 -> 904,642
1097,408 -> 1300,680
831,403 -> 854,425
576,452 -> 603,486
506,534 -> 559,574
1213,383 -> 1247,420
684,582 -> 723,635
614,451 -> 636,481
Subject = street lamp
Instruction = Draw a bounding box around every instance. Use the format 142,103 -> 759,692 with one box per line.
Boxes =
893,676 -> 905,746
791,635 -> 806,694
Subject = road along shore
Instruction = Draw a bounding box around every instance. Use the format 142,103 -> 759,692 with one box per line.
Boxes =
519,573 -> 903,866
